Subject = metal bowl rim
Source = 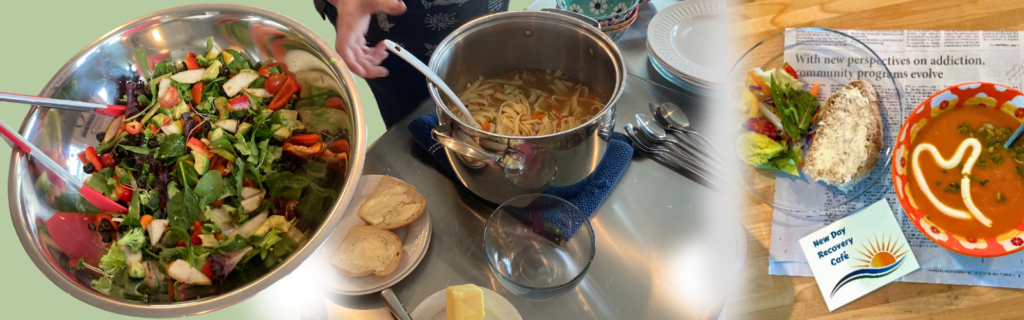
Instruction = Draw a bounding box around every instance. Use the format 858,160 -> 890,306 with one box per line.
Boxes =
8,3 -> 367,317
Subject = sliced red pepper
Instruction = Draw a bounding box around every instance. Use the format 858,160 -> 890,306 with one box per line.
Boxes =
329,139 -> 350,154
283,142 -> 323,158
325,96 -> 347,112
84,146 -> 103,170
285,134 -> 321,146
192,82 -> 205,105
228,95 -> 250,111
186,137 -> 210,156
783,63 -> 798,79
268,77 -> 297,111
126,121 -> 142,135
95,213 -> 118,231
148,124 -> 159,134
77,151 -> 89,166
203,262 -> 214,279
185,53 -> 200,70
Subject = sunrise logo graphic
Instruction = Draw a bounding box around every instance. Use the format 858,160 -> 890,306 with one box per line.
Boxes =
830,234 -> 909,298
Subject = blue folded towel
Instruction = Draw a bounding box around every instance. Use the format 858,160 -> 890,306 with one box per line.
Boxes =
407,113 -> 633,239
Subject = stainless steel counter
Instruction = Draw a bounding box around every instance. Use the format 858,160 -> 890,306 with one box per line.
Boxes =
302,1 -> 737,319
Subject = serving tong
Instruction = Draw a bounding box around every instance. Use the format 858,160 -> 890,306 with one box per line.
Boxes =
0,92 -> 126,117
0,118 -> 128,213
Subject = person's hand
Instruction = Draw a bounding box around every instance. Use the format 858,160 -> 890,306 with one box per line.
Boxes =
329,0 -> 407,78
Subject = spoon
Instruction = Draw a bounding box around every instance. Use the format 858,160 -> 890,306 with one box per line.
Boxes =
1005,123 -> 1024,149
381,288 -> 412,320
0,92 -> 126,117
656,102 -> 721,155
382,40 -> 478,127
632,121 -> 723,177
0,119 -> 128,213
636,113 -> 720,166
625,124 -> 722,190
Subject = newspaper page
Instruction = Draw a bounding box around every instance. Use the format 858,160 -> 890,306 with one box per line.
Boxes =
768,29 -> 1024,288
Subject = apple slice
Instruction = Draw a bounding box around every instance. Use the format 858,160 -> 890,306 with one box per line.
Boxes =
166,260 -> 212,285
148,219 -> 169,246
170,69 -> 206,84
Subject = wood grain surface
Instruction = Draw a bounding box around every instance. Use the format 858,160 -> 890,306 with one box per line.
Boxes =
731,1 -> 1024,319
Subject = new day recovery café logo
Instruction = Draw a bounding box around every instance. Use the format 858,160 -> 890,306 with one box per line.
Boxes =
810,229 -> 909,298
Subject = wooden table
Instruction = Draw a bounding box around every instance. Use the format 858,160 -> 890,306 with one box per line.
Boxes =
732,1 -> 1024,318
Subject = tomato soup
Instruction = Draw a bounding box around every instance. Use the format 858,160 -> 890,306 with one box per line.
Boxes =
907,106 -> 1024,239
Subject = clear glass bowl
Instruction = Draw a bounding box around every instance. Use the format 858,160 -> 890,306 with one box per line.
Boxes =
728,27 -> 905,215
483,194 -> 595,300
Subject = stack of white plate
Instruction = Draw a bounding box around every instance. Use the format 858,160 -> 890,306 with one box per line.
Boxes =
647,0 -> 726,94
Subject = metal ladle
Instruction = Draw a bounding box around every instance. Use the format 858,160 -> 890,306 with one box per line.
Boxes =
382,40 -> 478,127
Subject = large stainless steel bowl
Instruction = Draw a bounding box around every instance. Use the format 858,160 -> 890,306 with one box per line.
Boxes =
9,4 -> 365,317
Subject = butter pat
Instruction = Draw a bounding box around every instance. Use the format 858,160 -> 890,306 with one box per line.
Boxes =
446,284 -> 485,320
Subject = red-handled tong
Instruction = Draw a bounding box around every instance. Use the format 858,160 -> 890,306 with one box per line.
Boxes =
0,92 -> 125,117
0,119 -> 128,213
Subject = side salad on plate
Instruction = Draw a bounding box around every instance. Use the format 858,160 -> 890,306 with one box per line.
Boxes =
736,64 -> 820,176
69,37 -> 353,301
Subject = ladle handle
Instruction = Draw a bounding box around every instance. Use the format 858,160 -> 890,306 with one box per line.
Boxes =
382,40 -> 478,127
431,126 -> 505,165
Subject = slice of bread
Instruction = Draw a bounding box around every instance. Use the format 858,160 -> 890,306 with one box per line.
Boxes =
357,176 -> 426,230
803,80 -> 882,191
330,225 -> 403,277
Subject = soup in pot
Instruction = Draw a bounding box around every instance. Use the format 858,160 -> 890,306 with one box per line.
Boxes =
448,69 -> 605,136
907,105 -> 1024,239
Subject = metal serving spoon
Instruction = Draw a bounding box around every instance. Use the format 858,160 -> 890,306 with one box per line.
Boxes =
0,92 -> 126,117
625,124 -> 723,190
382,40 -> 478,127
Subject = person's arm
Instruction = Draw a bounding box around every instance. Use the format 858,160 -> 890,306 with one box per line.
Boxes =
314,0 -> 406,78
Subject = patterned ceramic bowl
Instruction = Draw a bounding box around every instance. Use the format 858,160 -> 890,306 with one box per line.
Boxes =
892,82 -> 1024,257
600,4 -> 639,32
558,0 -> 638,25
602,12 -> 637,41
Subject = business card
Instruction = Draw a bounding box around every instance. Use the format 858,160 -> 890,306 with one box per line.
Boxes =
798,200 -> 920,311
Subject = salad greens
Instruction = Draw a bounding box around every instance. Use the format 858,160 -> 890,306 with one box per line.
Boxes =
738,66 -> 820,176
73,37 -> 352,301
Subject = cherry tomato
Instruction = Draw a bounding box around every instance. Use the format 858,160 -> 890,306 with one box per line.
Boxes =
161,88 -> 179,108
114,183 -> 132,203
268,78 -> 297,111
264,74 -> 288,94
192,82 -> 205,105
100,153 -> 116,168
242,178 -> 255,188
325,96 -> 346,111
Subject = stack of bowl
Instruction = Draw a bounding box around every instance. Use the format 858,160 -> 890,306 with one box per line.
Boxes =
557,0 -> 641,41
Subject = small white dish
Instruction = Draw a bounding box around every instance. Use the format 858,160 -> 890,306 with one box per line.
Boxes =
647,0 -> 726,84
304,175 -> 432,295
409,287 -> 522,320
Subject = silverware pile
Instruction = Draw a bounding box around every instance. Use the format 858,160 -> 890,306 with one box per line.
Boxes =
626,102 -> 725,190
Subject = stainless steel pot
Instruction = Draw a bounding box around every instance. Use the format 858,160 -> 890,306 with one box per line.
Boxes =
9,4 -> 366,317
427,9 -> 626,204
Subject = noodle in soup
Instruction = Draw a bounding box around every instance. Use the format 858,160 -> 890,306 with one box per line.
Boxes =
449,69 -> 605,136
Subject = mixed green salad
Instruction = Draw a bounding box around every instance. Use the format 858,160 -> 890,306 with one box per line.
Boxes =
737,64 -> 820,176
73,37 -> 352,300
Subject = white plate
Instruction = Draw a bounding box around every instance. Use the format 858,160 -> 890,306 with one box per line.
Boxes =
305,175 -> 432,295
647,0 -> 726,84
409,287 -> 522,320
